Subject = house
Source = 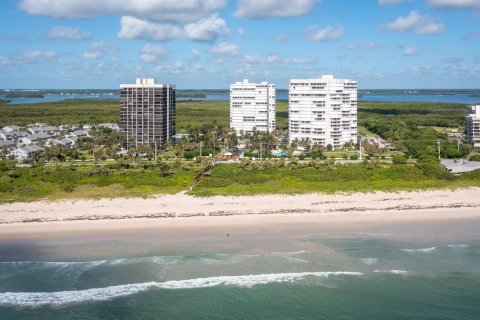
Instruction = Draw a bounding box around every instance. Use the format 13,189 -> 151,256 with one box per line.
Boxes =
0,131 -> 12,140
46,137 -> 76,148
98,123 -> 120,131
2,125 -> 21,133
21,133 -> 52,145
27,125 -> 60,135
441,159 -> 480,175
0,140 -> 15,149
10,130 -> 27,139
69,130 -> 89,138
10,145 -> 45,160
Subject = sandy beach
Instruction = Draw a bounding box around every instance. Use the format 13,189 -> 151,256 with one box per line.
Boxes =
0,188 -> 479,237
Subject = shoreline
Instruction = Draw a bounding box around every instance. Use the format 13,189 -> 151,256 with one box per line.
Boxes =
1,188 -> 480,238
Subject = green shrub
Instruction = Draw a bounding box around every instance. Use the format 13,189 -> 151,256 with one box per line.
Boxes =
392,155 -> 407,164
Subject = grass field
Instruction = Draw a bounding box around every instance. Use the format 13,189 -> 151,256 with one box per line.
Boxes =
0,99 -> 465,131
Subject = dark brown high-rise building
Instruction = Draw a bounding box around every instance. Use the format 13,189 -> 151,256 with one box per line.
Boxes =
120,78 -> 175,147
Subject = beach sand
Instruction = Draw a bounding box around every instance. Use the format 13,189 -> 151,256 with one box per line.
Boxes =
1,188 -> 480,238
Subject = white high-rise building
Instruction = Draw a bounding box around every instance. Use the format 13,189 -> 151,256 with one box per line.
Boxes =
466,105 -> 480,150
230,79 -> 276,134
288,75 -> 357,148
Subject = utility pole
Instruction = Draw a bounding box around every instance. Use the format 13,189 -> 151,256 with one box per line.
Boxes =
200,141 -> 203,157
437,140 -> 441,159
154,139 -> 157,162
359,136 -> 363,160
260,144 -> 263,160
457,138 -> 460,152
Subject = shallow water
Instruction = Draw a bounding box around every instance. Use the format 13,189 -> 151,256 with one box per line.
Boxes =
0,219 -> 479,319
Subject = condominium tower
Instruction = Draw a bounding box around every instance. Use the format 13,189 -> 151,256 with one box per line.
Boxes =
288,75 -> 357,148
120,78 -> 175,147
466,105 -> 480,150
230,79 -> 276,134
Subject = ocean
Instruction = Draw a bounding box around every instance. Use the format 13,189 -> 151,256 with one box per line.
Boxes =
2,92 -> 480,104
0,219 -> 479,319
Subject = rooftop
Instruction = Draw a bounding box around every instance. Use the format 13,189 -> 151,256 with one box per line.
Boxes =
441,159 -> 480,174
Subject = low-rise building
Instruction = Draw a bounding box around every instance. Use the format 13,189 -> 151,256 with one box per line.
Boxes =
98,123 -> 120,131
27,125 -> 60,135
10,145 -> 45,161
21,133 -> 52,145
0,140 -> 15,149
0,131 -> 12,140
69,130 -> 89,138
46,137 -> 77,148
2,125 -> 21,133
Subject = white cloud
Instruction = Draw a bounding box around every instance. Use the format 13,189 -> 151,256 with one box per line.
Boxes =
184,14 -> 229,42
192,49 -> 200,61
19,0 -> 227,23
426,0 -> 480,9
442,56 -> 464,65
404,47 -> 419,56
90,41 -> 117,53
237,28 -> 246,36
119,15 -> 228,42
282,57 -> 314,64
384,10 -> 445,34
46,26 -> 91,40
140,44 -> 167,63
307,25 -> 344,41
81,41 -> 117,60
347,42 -> 383,50
210,42 -> 241,55
234,0 -> 317,19
378,0 -> 402,5
0,56 -> 10,65
241,53 -> 279,64
21,50 -> 56,61
81,51 -> 102,59
275,33 -> 289,42
118,16 -> 183,41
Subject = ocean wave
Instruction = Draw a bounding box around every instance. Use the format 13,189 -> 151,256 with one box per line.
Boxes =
401,247 -> 436,253
0,253 -> 247,273
447,244 -> 469,248
270,251 -> 309,256
270,251 -> 310,263
360,258 -> 378,265
0,271 -> 363,308
374,270 -> 408,275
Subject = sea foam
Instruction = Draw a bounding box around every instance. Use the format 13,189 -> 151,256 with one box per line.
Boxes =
401,247 -> 436,253
360,258 -> 379,265
374,270 -> 408,275
0,271 -> 363,308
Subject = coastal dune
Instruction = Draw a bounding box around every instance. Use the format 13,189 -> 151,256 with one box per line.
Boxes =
1,188 -> 480,236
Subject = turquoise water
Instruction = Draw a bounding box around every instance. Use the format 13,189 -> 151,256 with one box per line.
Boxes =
0,221 -> 479,319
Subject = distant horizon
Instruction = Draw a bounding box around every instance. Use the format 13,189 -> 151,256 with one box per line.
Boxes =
2,88 -> 480,91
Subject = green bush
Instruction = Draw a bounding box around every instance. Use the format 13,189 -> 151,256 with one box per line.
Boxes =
469,154 -> 480,162
392,155 -> 407,164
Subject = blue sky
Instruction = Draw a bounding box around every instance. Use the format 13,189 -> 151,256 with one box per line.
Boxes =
0,0 -> 479,89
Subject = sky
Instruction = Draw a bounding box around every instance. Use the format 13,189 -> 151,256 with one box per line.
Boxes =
0,0 -> 479,89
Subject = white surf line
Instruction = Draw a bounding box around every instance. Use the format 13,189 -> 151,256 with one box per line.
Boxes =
0,271 -> 363,308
